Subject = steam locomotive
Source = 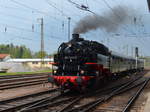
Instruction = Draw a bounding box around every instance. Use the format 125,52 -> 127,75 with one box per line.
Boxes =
48,34 -> 144,91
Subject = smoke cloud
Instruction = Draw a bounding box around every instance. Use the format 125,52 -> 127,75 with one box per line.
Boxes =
73,6 -> 131,34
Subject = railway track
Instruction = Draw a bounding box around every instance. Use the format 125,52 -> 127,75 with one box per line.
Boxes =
0,73 -> 49,90
0,88 -> 59,112
94,78 -> 149,112
122,79 -> 148,112
0,72 -> 148,112
0,73 -> 49,79
3,80 -> 128,112
62,76 -> 147,112
13,74 -> 147,112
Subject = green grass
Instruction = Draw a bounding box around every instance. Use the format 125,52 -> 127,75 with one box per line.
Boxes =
0,70 -> 52,76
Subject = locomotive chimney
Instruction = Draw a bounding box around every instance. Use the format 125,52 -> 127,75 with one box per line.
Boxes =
72,33 -> 79,39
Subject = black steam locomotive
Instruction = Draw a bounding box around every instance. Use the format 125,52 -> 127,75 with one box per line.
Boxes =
48,34 -> 144,91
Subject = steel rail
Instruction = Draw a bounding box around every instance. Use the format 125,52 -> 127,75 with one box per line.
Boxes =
58,80 -> 133,112
0,75 -> 47,83
0,73 -> 48,79
66,76 -> 144,112
0,78 -> 47,87
0,80 -> 47,90
57,76 -> 143,112
58,96 -> 83,112
21,97 -> 76,112
122,78 -> 150,112
0,88 -> 59,112
18,90 -> 70,112
0,88 -> 58,104
18,80 -> 132,112
82,79 -> 146,112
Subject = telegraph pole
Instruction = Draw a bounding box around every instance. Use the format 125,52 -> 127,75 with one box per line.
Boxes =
126,45 -> 128,56
131,46 -> 134,57
40,18 -> 44,68
68,17 -> 71,41
135,47 -> 139,69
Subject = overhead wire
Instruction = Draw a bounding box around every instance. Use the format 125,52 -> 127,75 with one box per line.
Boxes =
9,0 -> 95,39
0,0 -> 68,52
114,0 -> 149,55
45,0 -> 96,40
45,0 -> 77,24
133,15 -> 150,56
96,0 -> 136,35
94,0 -> 140,47
10,0 -> 48,15
1,30 -> 63,45
110,0 -> 146,37
138,15 -> 147,35
68,0 -> 135,36
85,0 -> 89,8
0,22 -> 65,41
90,0 -> 143,55
0,5 -> 33,13
0,1 -> 68,41
2,0 -> 148,55
0,11 -> 34,23
63,0 -> 112,39
9,0 -> 65,22
45,0 -> 67,17
9,0 -> 76,39
1,1 -> 137,46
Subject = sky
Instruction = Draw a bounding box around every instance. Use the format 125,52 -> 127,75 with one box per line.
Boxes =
0,0 -> 150,56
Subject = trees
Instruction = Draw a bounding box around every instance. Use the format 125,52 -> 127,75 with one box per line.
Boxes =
0,44 -> 53,58
34,51 -> 48,58
0,44 -> 32,58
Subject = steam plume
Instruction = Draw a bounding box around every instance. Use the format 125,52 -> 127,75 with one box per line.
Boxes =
73,6 -> 131,34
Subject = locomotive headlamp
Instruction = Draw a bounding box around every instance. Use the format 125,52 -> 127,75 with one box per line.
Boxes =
80,70 -> 84,74
54,70 -> 57,74
68,44 -> 72,47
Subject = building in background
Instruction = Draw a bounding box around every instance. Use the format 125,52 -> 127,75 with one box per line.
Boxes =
6,58 -> 53,69
0,54 -> 11,62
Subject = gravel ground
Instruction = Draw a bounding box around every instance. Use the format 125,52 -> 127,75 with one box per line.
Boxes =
143,70 -> 150,112
144,92 -> 150,112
